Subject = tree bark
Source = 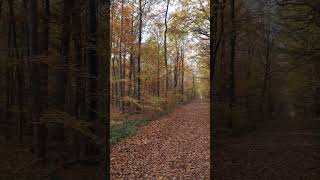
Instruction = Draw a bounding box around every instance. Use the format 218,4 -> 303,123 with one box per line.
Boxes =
50,0 -> 74,141
164,0 -> 170,96
181,47 -> 184,99
229,0 -> 236,128
88,0 -> 97,122
42,0 -> 50,54
260,10 -> 272,120
29,0 -> 47,159
105,1 -> 111,178
119,0 -> 125,112
72,0 -> 82,161
136,0 -> 143,112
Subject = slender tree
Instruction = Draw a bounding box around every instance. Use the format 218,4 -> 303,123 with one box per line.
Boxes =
119,0 -> 125,112
105,0 -> 111,178
136,0 -> 143,112
229,0 -> 236,128
29,0 -> 47,159
210,0 -> 219,177
164,0 -> 170,96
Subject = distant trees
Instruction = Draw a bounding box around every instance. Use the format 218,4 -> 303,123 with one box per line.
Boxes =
274,0 -> 320,119
210,0 -> 320,134
110,0 -> 201,115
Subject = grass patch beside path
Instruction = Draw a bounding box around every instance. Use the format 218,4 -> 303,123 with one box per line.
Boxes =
110,109 -> 175,145
110,118 -> 150,145
110,99 -> 194,145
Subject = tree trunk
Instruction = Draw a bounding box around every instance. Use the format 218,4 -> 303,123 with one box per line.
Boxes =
128,13 -> 135,110
181,48 -> 184,99
119,0 -> 125,112
164,0 -> 170,96
260,11 -> 272,120
8,0 -> 24,143
42,0 -> 50,54
210,0 -> 221,177
174,45 -> 179,89
50,0 -> 74,141
105,1 -> 111,177
0,0 -> 2,19
136,0 -> 143,112
57,0 -> 73,107
72,0 -> 82,161
229,0 -> 236,128
157,43 -> 161,97
87,0 -> 98,155
29,0 -> 47,159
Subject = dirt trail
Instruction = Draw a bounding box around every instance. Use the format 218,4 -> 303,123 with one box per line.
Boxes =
214,118 -> 320,180
111,101 -> 210,179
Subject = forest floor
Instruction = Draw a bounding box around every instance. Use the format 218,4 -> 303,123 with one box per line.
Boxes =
0,125 -> 105,180
111,100 -> 210,179
214,116 -> 320,180
0,140 -> 105,180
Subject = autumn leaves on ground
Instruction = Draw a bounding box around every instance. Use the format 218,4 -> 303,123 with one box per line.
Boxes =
214,117 -> 320,180
111,101 -> 210,179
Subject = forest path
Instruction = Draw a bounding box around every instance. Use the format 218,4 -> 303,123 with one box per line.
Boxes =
214,117 -> 320,180
111,100 -> 210,179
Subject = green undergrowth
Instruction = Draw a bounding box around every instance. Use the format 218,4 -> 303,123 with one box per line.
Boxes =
110,99 -> 194,145
110,118 -> 150,145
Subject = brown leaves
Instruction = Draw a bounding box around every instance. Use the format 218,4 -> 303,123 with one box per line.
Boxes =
111,101 -> 210,179
213,119 -> 320,179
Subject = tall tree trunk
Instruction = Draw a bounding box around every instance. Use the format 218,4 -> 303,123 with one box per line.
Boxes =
8,0 -> 17,56
50,0 -> 74,141
23,0 -> 30,57
174,45 -> 179,89
88,0 -> 97,129
128,12 -> 135,110
119,0 -> 125,112
57,0 -> 73,107
192,74 -> 196,98
29,0 -> 47,159
42,0 -> 50,54
6,2 -> 13,127
210,0 -> 219,177
128,54 -> 134,101
8,0 -> 24,143
72,0 -> 82,161
136,0 -> 143,112
122,42 -> 126,111
261,11 -> 272,120
229,0 -> 236,128
105,1 -> 111,178
0,0 -> 2,19
219,0 -> 226,100
164,0 -> 170,96
181,48 -> 184,99
112,56 -> 116,106
157,43 -> 161,97
38,0 -> 49,155
7,0 -> 14,125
